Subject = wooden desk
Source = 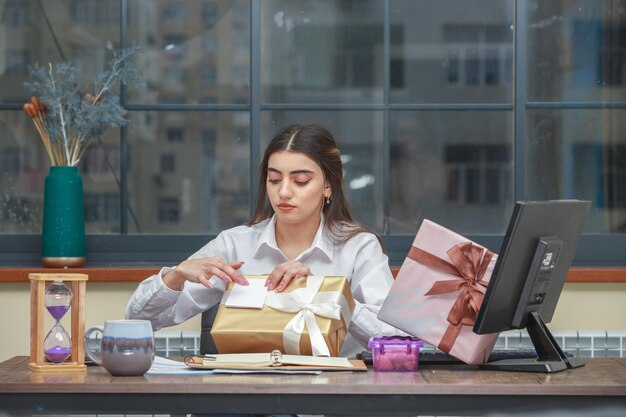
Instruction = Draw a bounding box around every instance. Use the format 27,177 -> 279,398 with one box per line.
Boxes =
1,357 -> 625,415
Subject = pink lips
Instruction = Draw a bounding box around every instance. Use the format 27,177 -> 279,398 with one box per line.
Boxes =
277,203 -> 295,212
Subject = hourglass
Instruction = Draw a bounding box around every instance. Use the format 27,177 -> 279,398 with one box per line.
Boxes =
28,273 -> 88,372
44,281 -> 72,363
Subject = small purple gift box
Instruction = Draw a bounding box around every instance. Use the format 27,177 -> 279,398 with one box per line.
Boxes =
368,336 -> 423,372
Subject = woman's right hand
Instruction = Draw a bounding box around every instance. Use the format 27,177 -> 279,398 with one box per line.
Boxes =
163,257 -> 249,290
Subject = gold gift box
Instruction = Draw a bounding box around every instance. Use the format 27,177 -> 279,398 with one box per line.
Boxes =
211,275 -> 355,357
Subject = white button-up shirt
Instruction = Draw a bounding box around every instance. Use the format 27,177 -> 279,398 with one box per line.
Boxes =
126,215 -> 402,357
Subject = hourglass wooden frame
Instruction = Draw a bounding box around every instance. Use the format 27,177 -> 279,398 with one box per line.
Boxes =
28,273 -> 88,372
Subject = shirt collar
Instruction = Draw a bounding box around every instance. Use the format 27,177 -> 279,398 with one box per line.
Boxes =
255,215 -> 279,255
254,214 -> 334,262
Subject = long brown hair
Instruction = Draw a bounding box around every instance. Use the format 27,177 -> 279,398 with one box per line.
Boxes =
249,123 -> 385,250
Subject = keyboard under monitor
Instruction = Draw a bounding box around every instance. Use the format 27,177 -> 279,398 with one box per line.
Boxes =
419,349 -> 539,365
356,349 -> 541,365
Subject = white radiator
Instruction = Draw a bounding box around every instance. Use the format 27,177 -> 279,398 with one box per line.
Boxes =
149,329 -> 626,358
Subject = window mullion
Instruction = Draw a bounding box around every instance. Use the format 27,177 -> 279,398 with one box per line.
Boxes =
120,0 -> 129,234
382,0 -> 390,234
514,0 -> 527,201
249,0 -> 261,219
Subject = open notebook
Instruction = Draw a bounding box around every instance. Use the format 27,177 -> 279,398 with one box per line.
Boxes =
184,350 -> 367,372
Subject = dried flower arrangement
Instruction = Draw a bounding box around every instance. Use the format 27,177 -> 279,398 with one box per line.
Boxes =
22,46 -> 142,167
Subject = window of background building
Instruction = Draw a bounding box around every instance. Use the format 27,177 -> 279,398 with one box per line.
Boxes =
163,68 -> 187,85
232,66 -> 248,87
2,0 -> 28,27
202,3 -> 218,27
598,24 -> 626,87
445,144 -> 511,205
0,0 -> 624,266
4,50 -> 29,76
79,145 -> 119,175
202,35 -> 217,53
1,147 -> 23,175
160,154 -> 176,173
606,145 -> 626,210
159,197 -> 180,223
443,24 -> 512,87
202,67 -> 217,85
162,3 -> 186,20
70,0 -> 119,25
233,34 -> 249,52
84,193 -> 120,224
231,3 -> 247,28
166,128 -> 184,142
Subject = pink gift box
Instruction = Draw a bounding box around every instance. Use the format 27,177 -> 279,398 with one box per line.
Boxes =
378,219 -> 500,365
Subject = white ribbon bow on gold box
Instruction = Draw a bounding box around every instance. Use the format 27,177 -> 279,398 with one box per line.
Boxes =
265,275 -> 353,357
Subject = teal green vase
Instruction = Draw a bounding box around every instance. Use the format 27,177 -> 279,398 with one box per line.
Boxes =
41,166 -> 86,268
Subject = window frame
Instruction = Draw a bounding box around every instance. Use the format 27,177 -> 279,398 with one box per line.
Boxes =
0,0 -> 625,267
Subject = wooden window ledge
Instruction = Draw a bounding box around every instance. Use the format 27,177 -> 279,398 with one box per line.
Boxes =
0,267 -> 625,283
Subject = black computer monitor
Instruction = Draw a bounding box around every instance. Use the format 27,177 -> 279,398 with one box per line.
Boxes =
473,199 -> 591,373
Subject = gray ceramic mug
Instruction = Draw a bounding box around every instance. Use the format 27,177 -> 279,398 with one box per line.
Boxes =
84,319 -> 155,376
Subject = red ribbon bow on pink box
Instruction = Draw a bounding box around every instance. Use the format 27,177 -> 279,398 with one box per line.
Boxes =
407,242 -> 495,352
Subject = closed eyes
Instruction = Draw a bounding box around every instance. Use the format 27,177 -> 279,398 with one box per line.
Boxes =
268,178 -> 311,186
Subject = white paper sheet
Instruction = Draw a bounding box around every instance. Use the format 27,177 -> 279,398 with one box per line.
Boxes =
146,356 -> 214,375
225,279 -> 268,308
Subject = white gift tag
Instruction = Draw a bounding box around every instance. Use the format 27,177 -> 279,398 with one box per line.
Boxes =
225,279 -> 268,309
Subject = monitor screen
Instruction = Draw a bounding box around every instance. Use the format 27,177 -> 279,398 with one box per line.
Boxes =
474,199 -> 591,372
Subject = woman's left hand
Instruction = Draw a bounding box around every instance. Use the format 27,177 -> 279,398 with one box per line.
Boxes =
266,260 -> 311,292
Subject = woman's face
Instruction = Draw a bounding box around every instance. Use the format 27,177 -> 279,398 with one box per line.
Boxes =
266,150 -> 330,227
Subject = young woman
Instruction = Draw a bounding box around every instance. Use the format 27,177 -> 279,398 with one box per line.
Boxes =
126,123 -> 401,357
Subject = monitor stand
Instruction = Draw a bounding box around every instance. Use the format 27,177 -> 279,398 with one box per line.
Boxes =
479,311 -> 585,373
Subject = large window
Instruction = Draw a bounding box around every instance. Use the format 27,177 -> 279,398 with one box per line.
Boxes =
1,0 -> 625,266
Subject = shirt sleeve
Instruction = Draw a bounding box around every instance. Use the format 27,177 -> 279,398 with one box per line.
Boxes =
347,234 -> 407,348
125,233 -> 232,330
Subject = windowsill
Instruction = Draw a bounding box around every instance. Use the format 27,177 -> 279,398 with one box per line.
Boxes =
0,267 -> 625,283
0,267 -> 159,283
